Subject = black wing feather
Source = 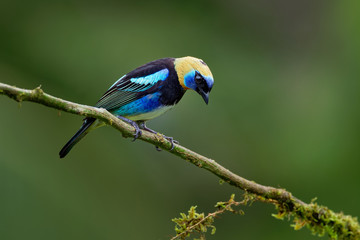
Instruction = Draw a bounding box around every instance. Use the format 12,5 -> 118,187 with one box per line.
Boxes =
95,58 -> 173,111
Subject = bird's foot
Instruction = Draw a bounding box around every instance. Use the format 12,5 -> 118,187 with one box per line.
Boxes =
138,122 -> 178,151
117,116 -> 142,141
155,136 -> 179,151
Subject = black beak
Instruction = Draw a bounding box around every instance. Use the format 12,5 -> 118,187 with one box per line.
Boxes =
199,90 -> 209,104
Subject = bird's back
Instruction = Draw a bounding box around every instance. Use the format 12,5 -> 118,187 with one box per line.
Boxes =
95,58 -> 185,121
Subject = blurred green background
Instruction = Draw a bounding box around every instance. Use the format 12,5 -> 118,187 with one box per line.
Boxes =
1,0 -> 359,239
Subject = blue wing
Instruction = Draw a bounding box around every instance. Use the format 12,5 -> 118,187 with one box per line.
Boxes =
95,65 -> 169,111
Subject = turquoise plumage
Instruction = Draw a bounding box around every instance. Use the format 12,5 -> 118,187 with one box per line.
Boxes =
59,56 -> 214,158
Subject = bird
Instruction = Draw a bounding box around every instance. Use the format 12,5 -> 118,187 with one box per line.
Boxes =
59,56 -> 214,158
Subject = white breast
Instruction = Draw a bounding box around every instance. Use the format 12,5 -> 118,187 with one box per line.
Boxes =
127,105 -> 175,121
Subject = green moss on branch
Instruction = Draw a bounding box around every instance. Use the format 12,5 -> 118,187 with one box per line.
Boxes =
1,82 -> 359,239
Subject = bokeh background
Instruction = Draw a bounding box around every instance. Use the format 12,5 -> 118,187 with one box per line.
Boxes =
1,0 -> 359,239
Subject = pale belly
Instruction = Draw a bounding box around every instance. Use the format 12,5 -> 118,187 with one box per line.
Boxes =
90,105 -> 175,132
126,105 -> 175,121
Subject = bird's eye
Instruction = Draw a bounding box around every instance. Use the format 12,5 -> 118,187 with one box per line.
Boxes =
195,72 -> 203,84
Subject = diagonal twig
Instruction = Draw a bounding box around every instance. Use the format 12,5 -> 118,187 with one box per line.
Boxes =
1,82 -> 359,239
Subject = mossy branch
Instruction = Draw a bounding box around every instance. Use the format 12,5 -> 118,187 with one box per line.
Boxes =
171,194 -> 245,240
1,82 -> 359,239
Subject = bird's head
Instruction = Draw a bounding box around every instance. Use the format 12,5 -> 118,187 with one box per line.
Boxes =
174,56 -> 214,104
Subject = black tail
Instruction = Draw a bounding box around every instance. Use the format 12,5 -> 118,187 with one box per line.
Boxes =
59,117 -> 96,158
